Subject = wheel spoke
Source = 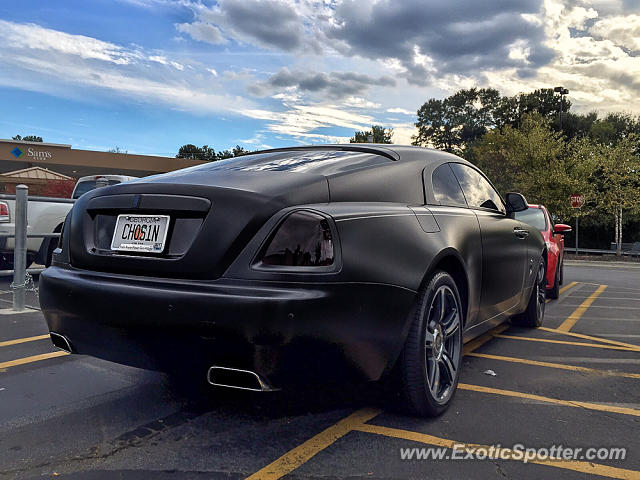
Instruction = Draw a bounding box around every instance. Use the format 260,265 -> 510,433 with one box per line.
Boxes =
438,288 -> 447,323
430,360 -> 440,394
443,310 -> 459,337
441,351 -> 456,383
424,330 -> 435,348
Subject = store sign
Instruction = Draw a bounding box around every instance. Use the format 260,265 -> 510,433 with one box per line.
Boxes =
11,146 -> 52,160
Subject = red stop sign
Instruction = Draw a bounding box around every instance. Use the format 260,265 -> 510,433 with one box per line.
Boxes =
570,193 -> 585,209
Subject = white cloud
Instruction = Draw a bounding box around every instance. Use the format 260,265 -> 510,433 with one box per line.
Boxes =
387,107 -> 414,115
590,14 -> 640,50
0,20 -> 253,116
175,22 -> 226,44
0,19 -> 141,65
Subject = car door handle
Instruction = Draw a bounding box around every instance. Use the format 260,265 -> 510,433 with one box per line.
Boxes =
514,227 -> 529,239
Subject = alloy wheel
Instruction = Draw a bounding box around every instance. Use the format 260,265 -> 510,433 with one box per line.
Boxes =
424,285 -> 461,403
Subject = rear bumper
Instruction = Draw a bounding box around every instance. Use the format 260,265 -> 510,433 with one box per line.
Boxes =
39,266 -> 415,387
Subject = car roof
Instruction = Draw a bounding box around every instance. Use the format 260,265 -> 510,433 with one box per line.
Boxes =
248,144 -> 471,167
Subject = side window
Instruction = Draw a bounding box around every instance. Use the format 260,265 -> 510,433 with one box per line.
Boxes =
430,164 -> 467,207
449,163 -> 506,214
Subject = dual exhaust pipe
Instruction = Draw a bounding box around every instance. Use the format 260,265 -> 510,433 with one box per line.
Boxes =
207,366 -> 277,392
49,333 -> 274,392
49,332 -> 73,353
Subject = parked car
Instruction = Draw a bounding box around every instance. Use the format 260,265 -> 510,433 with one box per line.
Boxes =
0,195 -> 73,269
71,175 -> 138,199
0,174 -> 138,269
514,204 -> 571,299
40,145 -> 546,416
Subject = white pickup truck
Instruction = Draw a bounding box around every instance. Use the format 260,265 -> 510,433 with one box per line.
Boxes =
0,175 -> 137,269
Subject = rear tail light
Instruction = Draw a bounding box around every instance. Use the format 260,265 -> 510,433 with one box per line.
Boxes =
0,202 -> 9,222
259,211 -> 334,267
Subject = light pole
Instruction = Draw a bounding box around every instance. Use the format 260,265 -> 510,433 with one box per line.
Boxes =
553,86 -> 569,131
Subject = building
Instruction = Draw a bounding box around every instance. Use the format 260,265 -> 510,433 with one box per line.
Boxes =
0,139 -> 206,180
0,167 -> 76,196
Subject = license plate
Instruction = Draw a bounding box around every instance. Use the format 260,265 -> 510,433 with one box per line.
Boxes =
111,214 -> 170,253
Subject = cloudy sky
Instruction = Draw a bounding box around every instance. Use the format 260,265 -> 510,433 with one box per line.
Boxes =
1,0 -> 639,155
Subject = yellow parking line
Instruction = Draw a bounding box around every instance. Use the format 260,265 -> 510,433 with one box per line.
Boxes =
539,327 -> 640,351
458,383 -> 640,417
557,285 -> 607,332
0,334 -> 50,348
492,334 -> 640,352
355,423 -> 640,480
246,408 -> 381,480
466,352 -> 640,379
547,281 -> 578,303
0,351 -> 68,370
463,324 -> 509,355
559,281 -> 578,295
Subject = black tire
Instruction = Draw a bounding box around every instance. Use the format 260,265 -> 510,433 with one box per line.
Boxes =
547,261 -> 560,299
399,271 -> 463,417
512,257 -> 546,327
559,259 -> 564,285
44,239 -> 57,267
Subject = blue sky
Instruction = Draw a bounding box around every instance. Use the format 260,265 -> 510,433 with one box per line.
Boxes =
1,0 -> 639,157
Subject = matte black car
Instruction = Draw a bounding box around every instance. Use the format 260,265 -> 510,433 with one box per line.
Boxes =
40,145 -> 546,416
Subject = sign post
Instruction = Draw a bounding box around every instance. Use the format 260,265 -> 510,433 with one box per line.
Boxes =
570,194 -> 585,254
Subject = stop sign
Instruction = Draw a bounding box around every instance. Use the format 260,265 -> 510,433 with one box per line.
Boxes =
570,193 -> 585,209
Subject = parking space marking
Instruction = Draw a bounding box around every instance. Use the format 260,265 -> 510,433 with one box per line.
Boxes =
539,327 -> 640,351
557,284 -> 607,332
559,280 -> 578,295
492,334 -> 640,352
458,383 -> 640,417
463,324 -> 509,355
0,334 -> 50,348
0,351 -> 68,370
354,423 -> 640,480
466,352 -> 640,379
246,408 -> 381,480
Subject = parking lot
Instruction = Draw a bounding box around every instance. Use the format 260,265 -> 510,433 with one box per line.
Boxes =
1,261 -> 639,480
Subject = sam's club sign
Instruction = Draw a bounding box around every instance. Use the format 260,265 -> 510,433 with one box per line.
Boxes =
11,146 -> 52,160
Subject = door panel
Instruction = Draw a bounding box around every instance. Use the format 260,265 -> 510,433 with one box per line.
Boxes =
475,210 -> 528,321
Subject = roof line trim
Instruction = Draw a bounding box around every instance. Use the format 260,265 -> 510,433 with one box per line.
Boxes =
248,144 -> 400,161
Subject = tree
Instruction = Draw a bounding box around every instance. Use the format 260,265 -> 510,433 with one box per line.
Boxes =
413,88 -> 500,154
350,125 -> 393,144
216,149 -> 234,160
108,146 -> 128,154
470,113 -> 587,220
12,135 -> 43,142
176,144 -> 216,161
232,145 -> 250,157
587,135 -> 640,255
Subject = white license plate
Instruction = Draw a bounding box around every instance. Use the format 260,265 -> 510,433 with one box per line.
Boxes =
111,214 -> 170,253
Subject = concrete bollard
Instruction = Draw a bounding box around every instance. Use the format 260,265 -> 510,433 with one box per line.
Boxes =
12,184 -> 28,311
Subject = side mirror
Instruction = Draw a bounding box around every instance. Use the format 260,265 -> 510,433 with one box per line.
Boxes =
505,192 -> 528,214
553,223 -> 572,234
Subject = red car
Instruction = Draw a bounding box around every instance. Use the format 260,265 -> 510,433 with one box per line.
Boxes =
514,204 -> 571,299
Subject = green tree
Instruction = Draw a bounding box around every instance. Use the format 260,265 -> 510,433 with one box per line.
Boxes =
350,125 -> 393,144
108,146 -> 128,154
413,88 -> 501,154
587,135 -> 640,254
176,144 -> 216,161
216,149 -> 234,160
12,135 -> 43,142
470,113 -> 587,220
232,145 -> 250,157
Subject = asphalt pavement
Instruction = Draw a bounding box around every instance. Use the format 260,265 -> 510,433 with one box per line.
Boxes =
0,262 -> 639,479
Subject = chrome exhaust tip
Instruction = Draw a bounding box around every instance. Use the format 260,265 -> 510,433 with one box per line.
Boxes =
207,366 -> 278,392
50,332 -> 73,353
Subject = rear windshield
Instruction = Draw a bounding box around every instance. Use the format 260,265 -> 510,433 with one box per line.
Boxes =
514,207 -> 547,231
72,179 -> 122,199
184,150 -> 391,175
